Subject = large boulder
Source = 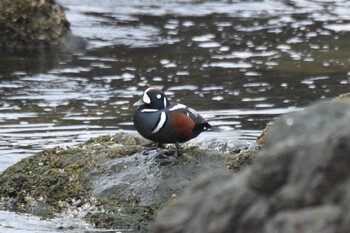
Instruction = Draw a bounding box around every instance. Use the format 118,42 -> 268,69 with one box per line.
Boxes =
0,0 -> 84,50
151,100 -> 350,233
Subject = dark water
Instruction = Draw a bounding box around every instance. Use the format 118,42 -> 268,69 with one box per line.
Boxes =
1,0 -> 350,231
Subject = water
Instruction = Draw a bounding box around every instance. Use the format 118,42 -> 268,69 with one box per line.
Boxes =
1,0 -> 350,231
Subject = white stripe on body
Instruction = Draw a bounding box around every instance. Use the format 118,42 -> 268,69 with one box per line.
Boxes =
188,108 -> 198,117
152,111 -> 167,134
169,104 -> 187,111
169,104 -> 198,119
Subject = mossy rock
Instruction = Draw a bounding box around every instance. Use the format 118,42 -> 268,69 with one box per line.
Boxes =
0,0 -> 84,50
0,145 -> 93,216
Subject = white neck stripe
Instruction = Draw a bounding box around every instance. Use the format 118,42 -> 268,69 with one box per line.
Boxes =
163,97 -> 167,108
141,109 -> 159,112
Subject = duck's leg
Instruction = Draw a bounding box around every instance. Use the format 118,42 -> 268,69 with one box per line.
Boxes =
174,142 -> 180,159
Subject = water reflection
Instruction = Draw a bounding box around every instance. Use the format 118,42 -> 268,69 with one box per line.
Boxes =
0,50 -> 62,76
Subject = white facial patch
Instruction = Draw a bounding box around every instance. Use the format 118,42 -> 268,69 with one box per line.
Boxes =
143,92 -> 151,104
152,111 -> 167,134
157,94 -> 161,99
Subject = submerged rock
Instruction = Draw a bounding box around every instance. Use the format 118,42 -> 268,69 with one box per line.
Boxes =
0,0 -> 85,50
151,100 -> 350,233
0,132 -> 250,231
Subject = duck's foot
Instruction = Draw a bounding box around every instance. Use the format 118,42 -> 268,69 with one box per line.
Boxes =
155,142 -> 180,163
142,143 -> 164,155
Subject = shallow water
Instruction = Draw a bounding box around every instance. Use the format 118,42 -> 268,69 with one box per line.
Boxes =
1,0 -> 350,231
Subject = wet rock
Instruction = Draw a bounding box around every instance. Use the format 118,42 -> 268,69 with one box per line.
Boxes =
0,132 -> 248,231
0,0 -> 85,50
187,137 -> 254,172
151,100 -> 350,233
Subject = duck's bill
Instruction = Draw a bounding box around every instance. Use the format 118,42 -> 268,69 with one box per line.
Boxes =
133,99 -> 144,106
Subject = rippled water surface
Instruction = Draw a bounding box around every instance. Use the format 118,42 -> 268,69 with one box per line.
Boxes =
1,0 -> 350,231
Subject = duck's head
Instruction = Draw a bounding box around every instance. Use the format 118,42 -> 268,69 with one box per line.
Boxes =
134,87 -> 170,110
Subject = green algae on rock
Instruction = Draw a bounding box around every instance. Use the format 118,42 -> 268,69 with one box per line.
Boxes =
0,132 -> 249,231
0,143 -> 94,217
225,147 -> 255,171
225,127 -> 268,172
0,134 -> 144,215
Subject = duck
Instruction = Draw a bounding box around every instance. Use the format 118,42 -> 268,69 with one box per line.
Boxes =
133,87 -> 211,161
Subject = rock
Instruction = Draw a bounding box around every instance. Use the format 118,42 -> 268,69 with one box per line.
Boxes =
151,100 -> 350,233
186,137 -> 254,172
0,132 -> 248,232
0,0 -> 85,50
93,148 -> 226,206
335,92 -> 350,100
225,147 -> 255,171
263,100 -> 350,148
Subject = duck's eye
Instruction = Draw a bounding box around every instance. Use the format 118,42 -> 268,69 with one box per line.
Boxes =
157,94 -> 162,99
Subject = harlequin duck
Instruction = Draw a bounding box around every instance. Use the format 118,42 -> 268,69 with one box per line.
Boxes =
133,87 -> 211,161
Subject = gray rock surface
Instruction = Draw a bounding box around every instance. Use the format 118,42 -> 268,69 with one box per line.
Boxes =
93,147 -> 226,206
151,100 -> 350,233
